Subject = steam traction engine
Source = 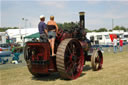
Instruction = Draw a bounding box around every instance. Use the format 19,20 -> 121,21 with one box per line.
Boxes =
24,12 -> 103,80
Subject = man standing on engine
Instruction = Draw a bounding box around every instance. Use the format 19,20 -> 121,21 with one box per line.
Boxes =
38,15 -> 48,42
47,16 -> 58,56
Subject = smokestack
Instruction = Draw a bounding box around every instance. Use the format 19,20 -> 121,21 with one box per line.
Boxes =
79,12 -> 85,29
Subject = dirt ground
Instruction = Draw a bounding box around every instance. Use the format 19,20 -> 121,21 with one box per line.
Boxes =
0,45 -> 128,85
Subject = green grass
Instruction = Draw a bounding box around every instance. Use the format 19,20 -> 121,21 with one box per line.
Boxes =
0,45 -> 128,85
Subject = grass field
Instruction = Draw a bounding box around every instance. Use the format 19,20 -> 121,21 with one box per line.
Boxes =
0,45 -> 128,85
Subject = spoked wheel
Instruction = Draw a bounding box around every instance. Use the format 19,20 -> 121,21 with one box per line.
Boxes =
24,44 -> 34,75
56,38 -> 84,80
24,44 -> 30,61
24,44 -> 32,72
91,49 -> 103,71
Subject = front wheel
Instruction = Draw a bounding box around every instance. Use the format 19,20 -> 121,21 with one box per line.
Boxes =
91,49 -> 103,71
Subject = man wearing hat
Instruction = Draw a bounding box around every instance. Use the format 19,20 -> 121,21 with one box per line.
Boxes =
38,15 -> 48,42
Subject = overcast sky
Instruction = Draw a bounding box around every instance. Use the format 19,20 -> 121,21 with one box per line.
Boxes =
1,0 -> 128,30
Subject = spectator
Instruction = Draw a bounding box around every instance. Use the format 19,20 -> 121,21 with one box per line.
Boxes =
11,49 -> 21,64
11,44 -> 15,54
113,37 -> 117,53
119,38 -> 123,52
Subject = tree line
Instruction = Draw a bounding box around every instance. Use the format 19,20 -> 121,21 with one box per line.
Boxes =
0,22 -> 128,32
0,27 -> 18,32
57,22 -> 128,32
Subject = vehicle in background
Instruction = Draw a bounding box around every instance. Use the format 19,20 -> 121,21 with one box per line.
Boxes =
0,44 -> 11,57
86,31 -> 128,47
123,32 -> 128,43
87,32 -> 112,47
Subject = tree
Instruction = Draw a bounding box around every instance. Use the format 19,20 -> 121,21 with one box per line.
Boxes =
57,23 -> 128,32
120,26 -> 126,32
91,29 -> 98,32
57,23 -> 63,29
98,28 -> 107,32
113,26 -> 120,30
85,28 -> 92,32
57,22 -> 79,30
0,27 -> 18,32
112,26 -> 127,32
109,29 -> 112,32
126,28 -> 128,32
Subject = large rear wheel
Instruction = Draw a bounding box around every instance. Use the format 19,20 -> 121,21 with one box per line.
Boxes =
56,38 -> 84,79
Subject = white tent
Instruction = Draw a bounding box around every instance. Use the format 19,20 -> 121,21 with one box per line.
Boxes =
6,28 -> 38,45
0,32 -> 6,44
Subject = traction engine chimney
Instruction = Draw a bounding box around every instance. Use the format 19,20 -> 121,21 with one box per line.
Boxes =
79,12 -> 85,29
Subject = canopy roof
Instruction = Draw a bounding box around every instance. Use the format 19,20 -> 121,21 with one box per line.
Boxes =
24,32 -> 40,39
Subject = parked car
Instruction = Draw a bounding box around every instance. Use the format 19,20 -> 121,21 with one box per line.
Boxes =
0,43 -> 11,57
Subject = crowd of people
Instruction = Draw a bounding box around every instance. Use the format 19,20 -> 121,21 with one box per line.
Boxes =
113,37 -> 123,53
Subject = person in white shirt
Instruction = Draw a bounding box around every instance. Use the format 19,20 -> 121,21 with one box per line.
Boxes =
113,37 -> 117,53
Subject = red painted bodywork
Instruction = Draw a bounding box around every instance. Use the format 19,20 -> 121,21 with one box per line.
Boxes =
0,48 -> 2,51
25,27 -> 91,75
26,42 -> 57,74
26,30 -> 73,74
